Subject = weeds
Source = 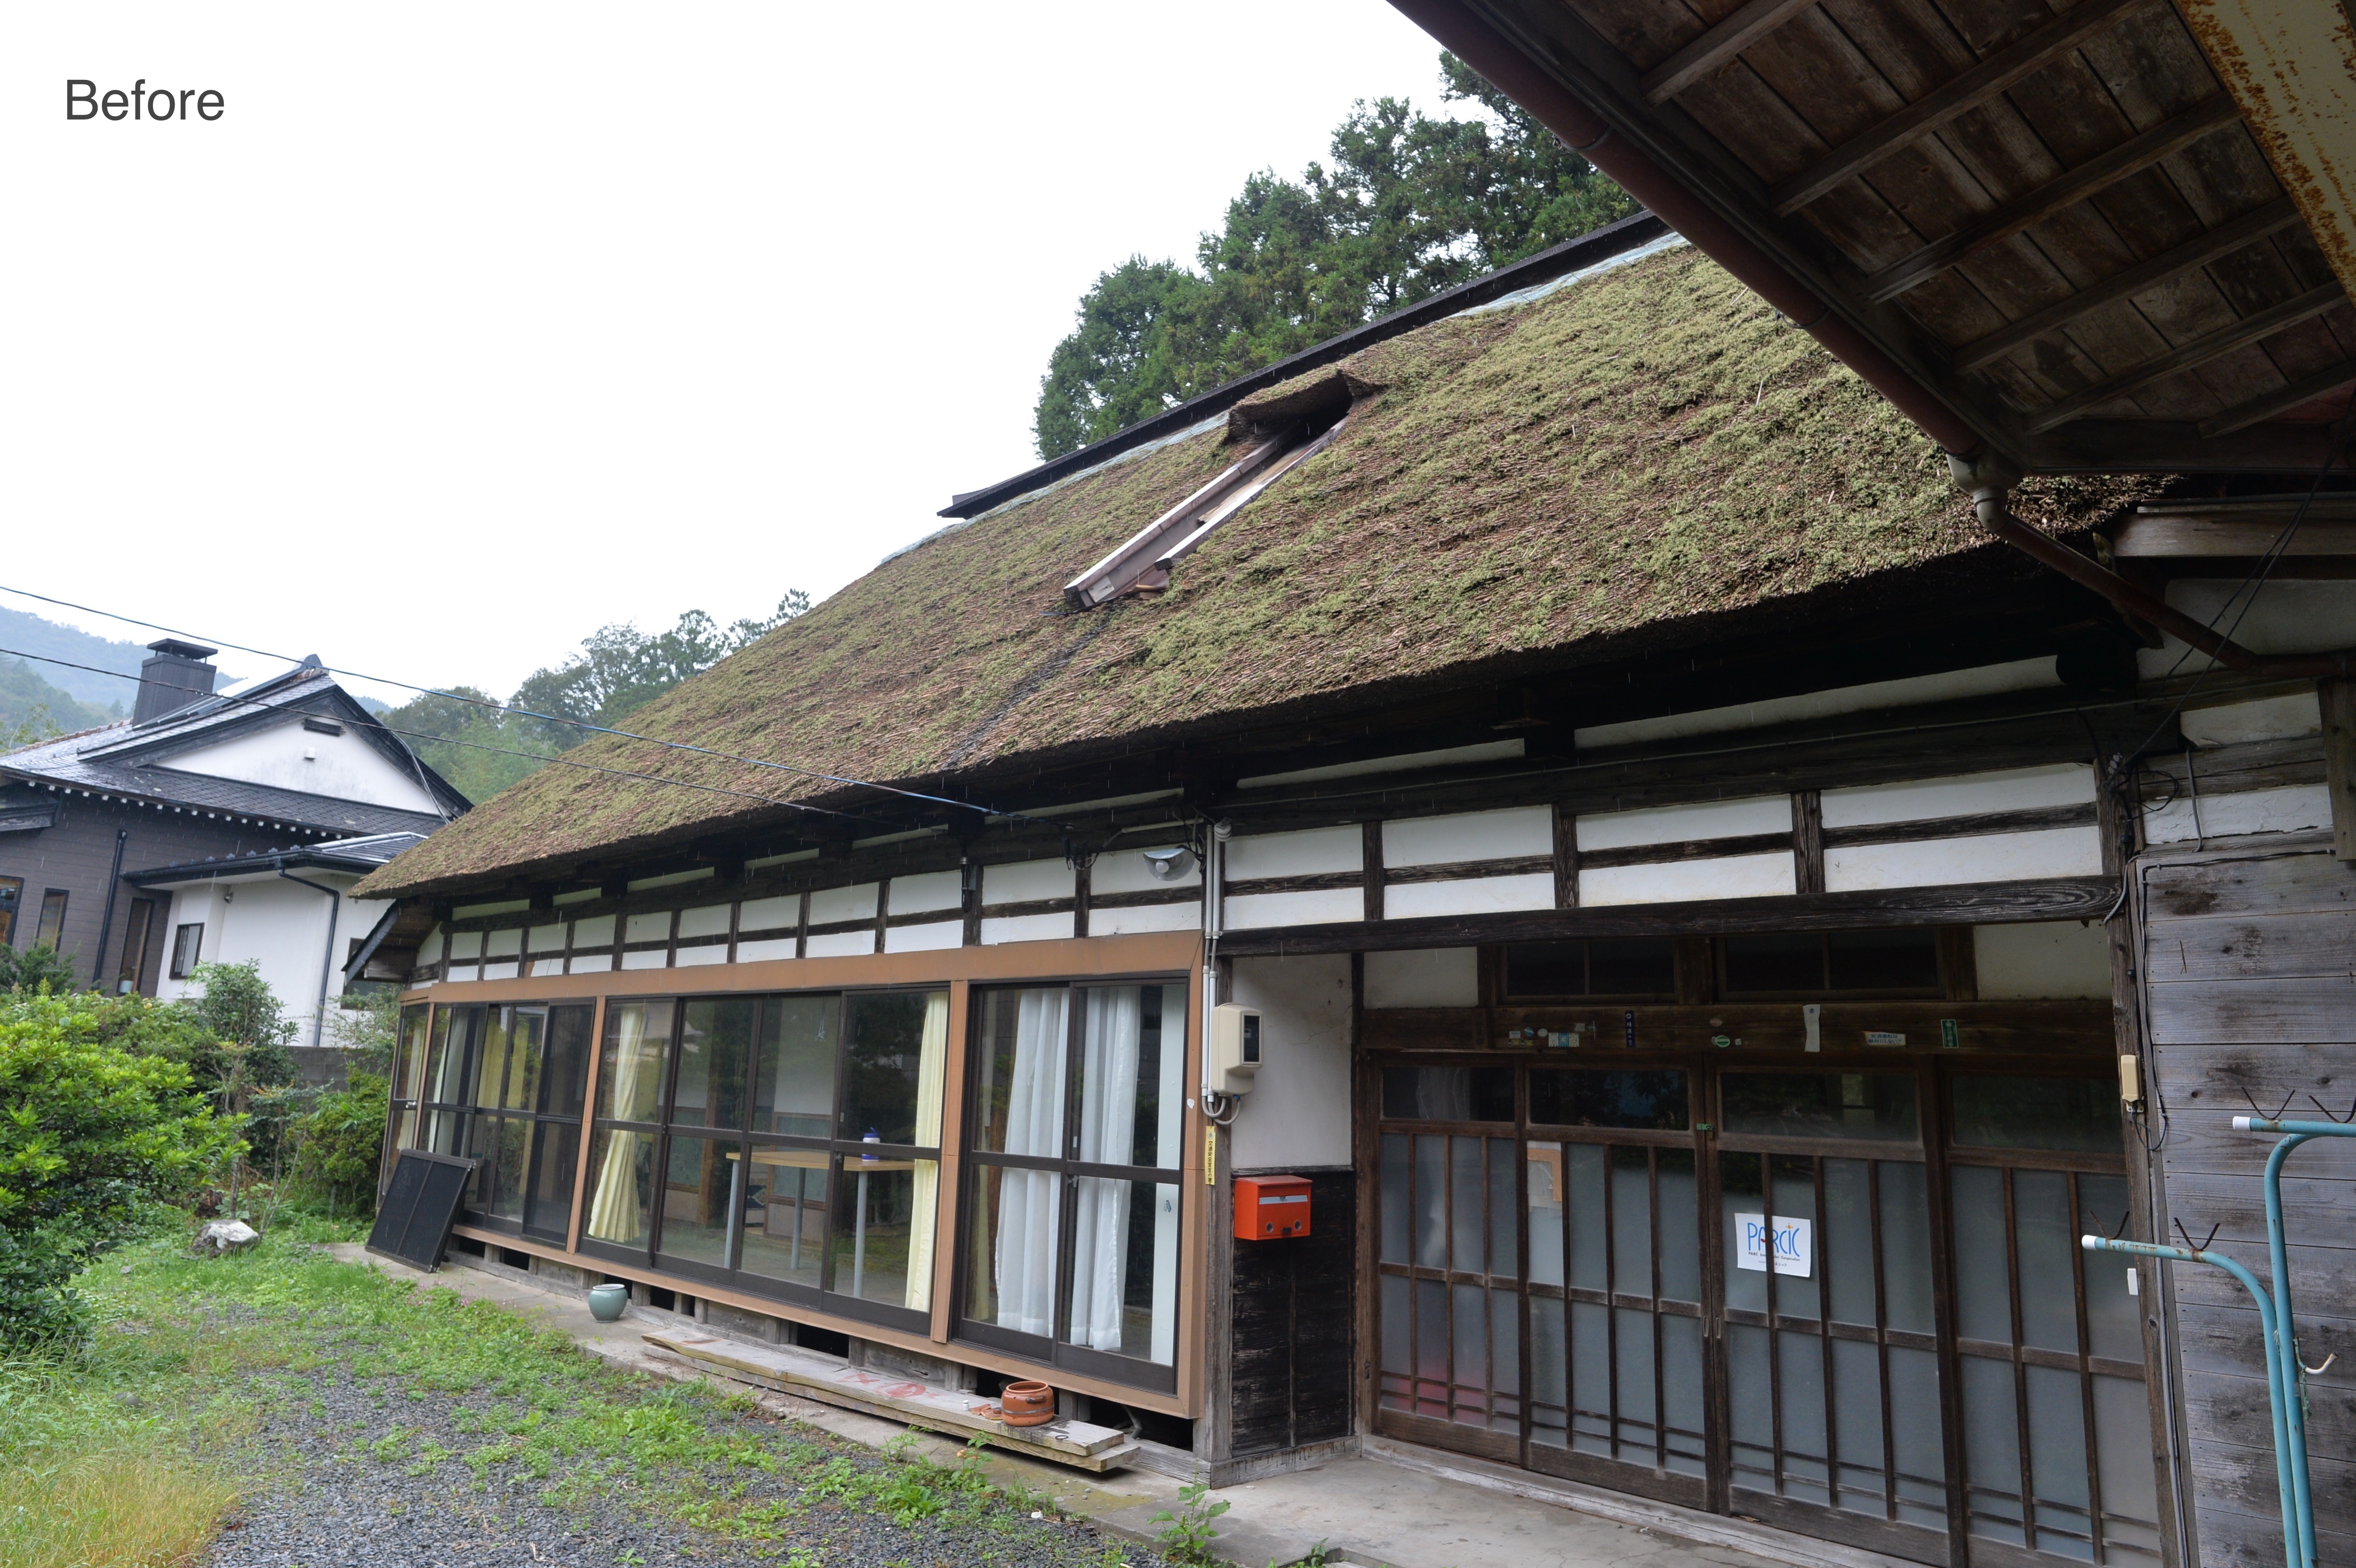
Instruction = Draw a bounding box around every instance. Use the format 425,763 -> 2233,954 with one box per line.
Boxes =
1150,1479 -> 1230,1565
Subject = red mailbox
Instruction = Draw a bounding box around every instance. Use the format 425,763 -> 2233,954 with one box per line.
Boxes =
1233,1175 -> 1311,1240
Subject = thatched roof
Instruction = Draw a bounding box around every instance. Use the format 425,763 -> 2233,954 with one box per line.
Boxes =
359,240 -> 2132,899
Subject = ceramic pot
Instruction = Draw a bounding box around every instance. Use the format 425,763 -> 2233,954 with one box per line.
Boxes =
1000,1380 -> 1055,1426
588,1283 -> 629,1323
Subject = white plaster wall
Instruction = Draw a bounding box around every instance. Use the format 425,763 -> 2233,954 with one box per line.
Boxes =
1384,872 -> 1556,919
738,896 -> 798,933
1580,851 -> 1795,906
731,938 -> 794,964
677,904 -> 731,940
2144,784 -> 2332,844
165,720 -> 439,811
1095,900 -> 1200,936
1574,657 -> 2058,750
1228,952 -> 1353,1172
1820,763 -> 2093,828
809,884 -> 879,925
1224,825 -> 1362,878
1577,795 -> 1790,849
1224,887 -> 1363,928
623,912 -> 671,944
568,953 -> 613,974
1826,827 -> 2104,890
884,919 -> 963,953
1364,947 -> 1479,1008
1383,806 -> 1551,867
674,946 -> 730,968
155,873 -> 387,1046
2180,691 -> 2323,747
980,912 -> 1074,946
804,929 -> 879,958
890,871 -> 963,915
984,860 -> 1074,905
1974,922 -> 2111,999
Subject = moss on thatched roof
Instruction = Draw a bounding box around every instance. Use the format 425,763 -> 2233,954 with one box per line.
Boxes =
361,243 -> 2131,898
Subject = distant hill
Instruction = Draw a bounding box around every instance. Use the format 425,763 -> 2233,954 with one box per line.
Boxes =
0,605 -> 152,711
0,656 -> 118,740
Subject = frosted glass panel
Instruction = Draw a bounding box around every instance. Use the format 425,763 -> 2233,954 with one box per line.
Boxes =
1567,1144 -> 1607,1291
1531,1296 -> 1568,1447
1825,1160 -> 1876,1325
1657,1151 -> 1700,1302
1380,1133 -> 1411,1265
2014,1170 -> 2080,1354
1611,1146 -> 1653,1297
1951,1165 -> 2012,1343
1879,1161 -> 1935,1335
1527,1141 -> 1564,1286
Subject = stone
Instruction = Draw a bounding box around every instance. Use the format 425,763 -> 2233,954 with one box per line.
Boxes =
194,1220 -> 259,1256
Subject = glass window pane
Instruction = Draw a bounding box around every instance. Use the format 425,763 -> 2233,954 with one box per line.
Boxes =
1826,928 -> 1940,992
1567,1144 -> 1607,1292
754,995 -> 838,1139
830,1155 -> 928,1310
1381,1274 -> 1411,1413
1531,1296 -> 1567,1447
741,1145 -> 827,1291
1590,938 -> 1677,996
1962,1356 -> 2026,1544
1530,1068 -> 1688,1130
1451,1281 -> 1489,1426
1770,1154 -> 1821,1320
1571,1300 -> 1612,1455
1614,1307 -> 1658,1456
2093,1373 -> 2161,1554
1414,1135 -> 1447,1270
1724,932 -> 1824,994
966,1163 -> 1059,1336
1382,1133 -> 1413,1266
1831,1336 -> 1887,1514
1879,1161 -> 1936,1336
1824,1159 -> 1876,1326
473,1012 -> 514,1110
598,1001 -> 675,1123
1527,1142 -> 1565,1286
1504,941 -> 1584,997
1952,1076 -> 2123,1154
1657,1150 -> 1700,1302
1487,1138 -> 1518,1280
1077,986 -> 1178,1168
524,1120 -> 579,1240
1611,1146 -> 1654,1297
2025,1363 -> 2094,1556
1778,1329 -> 1830,1504
2079,1174 -> 2142,1363
973,988 -> 1067,1155
674,999 -> 757,1130
1727,1322 -> 1774,1490
394,1006 -> 430,1100
2014,1170 -> 2081,1354
426,1005 -> 477,1104
841,991 -> 947,1148
1067,1176 -> 1179,1365
1382,1066 -> 1513,1122
1414,1279 -> 1449,1421
543,1005 -> 594,1118
657,1135 -> 742,1270
1889,1344 -> 1949,1531
584,1127 -> 657,1248
1951,1165 -> 2014,1344
1721,1152 -> 1767,1314
1722,1073 -> 1919,1142
502,1008 -> 546,1112
489,1118 -> 530,1223
1663,1316 -> 1706,1476
1450,1138 -> 1484,1274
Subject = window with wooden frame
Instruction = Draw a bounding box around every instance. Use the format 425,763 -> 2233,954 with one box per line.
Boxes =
956,980 -> 1187,1393
579,989 -> 949,1335
1719,929 -> 1943,998
1499,938 -> 1678,1002
169,921 -> 204,979
116,898 -> 157,994
33,889 -> 66,950
0,876 -> 20,946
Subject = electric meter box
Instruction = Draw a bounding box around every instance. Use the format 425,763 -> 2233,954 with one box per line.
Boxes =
1233,1174 -> 1311,1240
1210,1003 -> 1263,1096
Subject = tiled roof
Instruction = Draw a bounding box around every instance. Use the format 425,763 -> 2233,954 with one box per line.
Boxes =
128,830 -> 430,886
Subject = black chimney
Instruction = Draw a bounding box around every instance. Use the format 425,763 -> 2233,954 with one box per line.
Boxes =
135,639 -> 218,724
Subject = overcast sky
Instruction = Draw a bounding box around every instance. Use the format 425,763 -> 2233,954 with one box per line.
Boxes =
1,5 -> 1457,703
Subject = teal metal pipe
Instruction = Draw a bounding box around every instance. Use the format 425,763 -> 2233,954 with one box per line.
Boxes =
2233,1115 -> 2356,1568
2082,1235 -> 2304,1568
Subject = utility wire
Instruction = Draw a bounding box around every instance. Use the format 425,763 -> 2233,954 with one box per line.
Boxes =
0,582 -> 1068,829
0,645 -> 888,829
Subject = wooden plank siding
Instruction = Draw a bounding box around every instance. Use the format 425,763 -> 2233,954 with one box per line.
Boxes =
2138,838 -> 2356,1568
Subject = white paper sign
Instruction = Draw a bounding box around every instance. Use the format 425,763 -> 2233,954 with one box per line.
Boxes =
1736,1213 -> 1813,1276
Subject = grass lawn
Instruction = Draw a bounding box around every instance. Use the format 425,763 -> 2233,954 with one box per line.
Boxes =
0,1217 -> 1164,1568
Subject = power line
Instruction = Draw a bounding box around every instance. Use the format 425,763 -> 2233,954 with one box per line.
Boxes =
0,644 -> 887,830
0,581 -> 1066,829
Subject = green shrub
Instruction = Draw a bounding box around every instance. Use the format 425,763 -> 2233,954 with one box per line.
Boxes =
0,994 -> 239,1347
290,1072 -> 389,1215
0,945 -> 79,995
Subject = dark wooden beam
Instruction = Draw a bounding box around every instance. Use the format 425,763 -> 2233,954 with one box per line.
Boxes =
2196,359 -> 2356,440
2113,511 -> 2356,557
1215,876 -> 2120,955
2022,282 -> 2345,434
1952,196 -> 2301,373
1771,0 -> 2159,214
2323,678 -> 2356,862
1640,0 -> 1817,104
1865,95 -> 2244,304
2023,416 -> 2339,472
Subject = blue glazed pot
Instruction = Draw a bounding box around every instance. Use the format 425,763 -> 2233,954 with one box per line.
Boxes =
588,1283 -> 629,1323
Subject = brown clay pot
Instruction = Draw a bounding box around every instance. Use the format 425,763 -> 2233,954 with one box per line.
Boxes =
1000,1380 -> 1055,1426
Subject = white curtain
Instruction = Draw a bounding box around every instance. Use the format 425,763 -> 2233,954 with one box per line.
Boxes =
992,988 -> 1067,1336
1067,988 -> 1142,1351
904,991 -> 949,1312
587,1007 -> 653,1242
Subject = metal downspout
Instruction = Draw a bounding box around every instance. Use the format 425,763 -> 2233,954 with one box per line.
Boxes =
279,869 -> 343,1050
87,828 -> 129,991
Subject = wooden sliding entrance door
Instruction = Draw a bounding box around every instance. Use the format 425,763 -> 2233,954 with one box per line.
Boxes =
1369,1054 -> 2159,1568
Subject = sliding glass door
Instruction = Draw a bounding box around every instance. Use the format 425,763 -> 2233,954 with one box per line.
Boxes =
957,981 -> 1186,1392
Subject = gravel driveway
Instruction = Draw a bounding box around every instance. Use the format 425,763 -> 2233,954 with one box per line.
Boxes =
203,1326 -> 1162,1568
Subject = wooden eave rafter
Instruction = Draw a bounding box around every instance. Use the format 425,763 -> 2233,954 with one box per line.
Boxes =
1420,0 -> 2356,475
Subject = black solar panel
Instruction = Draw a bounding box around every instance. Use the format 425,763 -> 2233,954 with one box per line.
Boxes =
367,1149 -> 477,1271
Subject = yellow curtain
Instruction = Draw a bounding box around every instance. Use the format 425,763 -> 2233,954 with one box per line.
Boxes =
587,1006 -> 651,1242
904,991 -> 949,1311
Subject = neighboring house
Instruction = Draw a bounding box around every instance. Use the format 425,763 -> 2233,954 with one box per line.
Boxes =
349,209 -> 2351,1567
0,638 -> 468,1045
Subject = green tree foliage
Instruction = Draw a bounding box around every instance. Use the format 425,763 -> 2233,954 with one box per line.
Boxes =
287,1071 -> 390,1215
1034,52 -> 1637,458
0,992 -> 238,1345
177,962 -> 298,1163
0,943 -> 81,996
379,591 -> 810,804
0,658 -> 118,749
